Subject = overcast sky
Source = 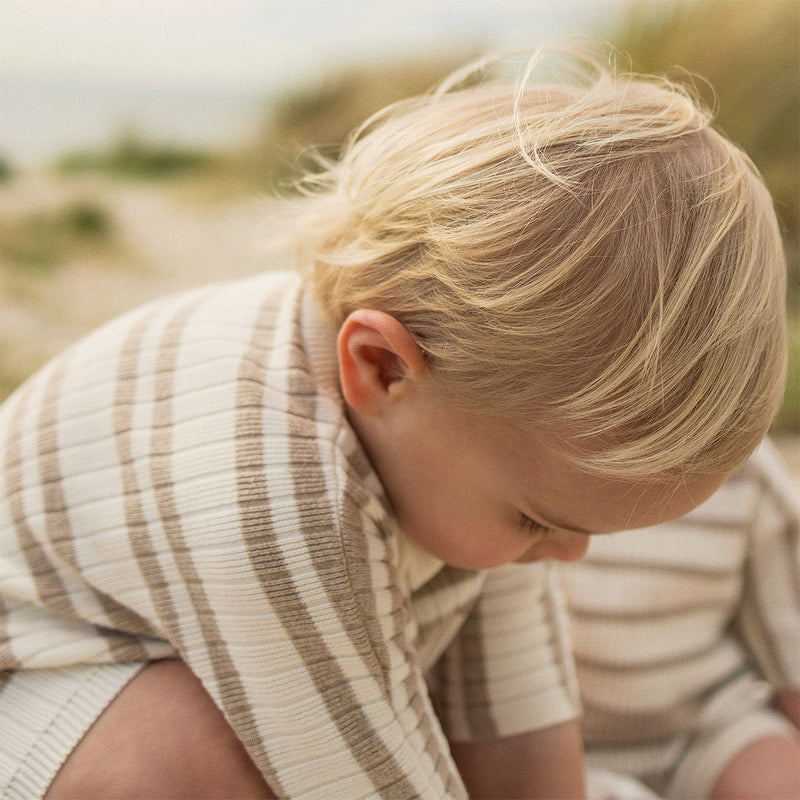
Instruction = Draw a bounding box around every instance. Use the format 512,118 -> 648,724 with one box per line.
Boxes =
1,1 -> 621,90
0,1 -> 625,163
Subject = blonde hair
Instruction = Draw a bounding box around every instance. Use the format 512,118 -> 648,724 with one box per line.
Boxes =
296,44 -> 787,479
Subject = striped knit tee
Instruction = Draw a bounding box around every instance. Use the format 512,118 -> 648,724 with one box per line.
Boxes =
561,438 -> 800,789
0,270 -> 579,799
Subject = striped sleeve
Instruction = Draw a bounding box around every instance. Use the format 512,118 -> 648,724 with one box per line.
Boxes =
735,438 -> 800,689
0,272 -> 468,799
429,560 -> 580,742
560,438 -> 799,756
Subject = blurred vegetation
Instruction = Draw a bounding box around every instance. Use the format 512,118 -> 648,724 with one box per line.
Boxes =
0,156 -> 14,183
55,127 -> 218,180
222,50 -> 479,194
0,200 -> 117,271
604,0 -> 799,432
775,320 -> 800,431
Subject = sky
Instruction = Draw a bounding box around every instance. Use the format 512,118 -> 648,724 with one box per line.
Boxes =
2,1 -> 621,89
0,0 -> 626,164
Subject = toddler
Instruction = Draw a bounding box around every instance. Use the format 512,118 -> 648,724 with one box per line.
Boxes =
0,45 -> 788,799
563,438 -> 799,800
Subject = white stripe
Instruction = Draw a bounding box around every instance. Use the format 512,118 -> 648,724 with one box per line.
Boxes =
4,602 -> 117,667
576,639 -> 747,712
117,292 -> 204,645
162,279 -> 371,795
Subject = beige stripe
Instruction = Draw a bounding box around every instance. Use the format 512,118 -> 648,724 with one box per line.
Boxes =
149,289 -> 283,788
36,346 -> 152,663
577,558 -> 739,579
109,308 -> 183,660
745,516 -> 800,681
575,638 -> 725,673
568,596 -> 732,622
1,385 -> 38,674
0,663 -> 12,710
0,667 -> 11,695
147,299 -> 207,642
146,292 -> 243,664
235,293 -> 421,798
112,289 -> 280,786
339,410 -> 472,787
345,463 -> 459,793
0,594 -> 17,681
285,301 -> 399,675
337,439 -> 396,688
2,369 -> 146,669
114,306 -> 180,640
670,514 -> 748,532
37,358 -> 73,563
456,603 -> 497,738
4,376 -> 78,622
286,297 -> 460,795
581,696 -> 697,744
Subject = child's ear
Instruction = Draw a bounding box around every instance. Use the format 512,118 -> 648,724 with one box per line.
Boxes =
337,309 -> 427,415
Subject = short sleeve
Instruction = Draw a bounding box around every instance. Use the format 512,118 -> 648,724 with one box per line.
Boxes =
428,560 -> 581,742
736,438 -> 800,689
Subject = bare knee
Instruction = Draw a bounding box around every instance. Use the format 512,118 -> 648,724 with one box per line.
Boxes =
711,733 -> 800,800
46,660 -> 275,800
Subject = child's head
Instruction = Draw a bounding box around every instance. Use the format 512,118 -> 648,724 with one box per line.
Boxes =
299,44 -> 787,482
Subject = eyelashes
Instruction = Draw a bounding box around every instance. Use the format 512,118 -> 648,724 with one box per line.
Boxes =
520,513 -> 551,539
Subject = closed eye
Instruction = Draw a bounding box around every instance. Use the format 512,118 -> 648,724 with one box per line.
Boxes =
519,513 -> 552,538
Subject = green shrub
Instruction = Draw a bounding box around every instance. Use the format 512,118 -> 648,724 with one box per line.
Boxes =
56,129 -> 216,180
772,314 -> 800,433
234,50 -> 479,193
0,156 -> 14,183
61,201 -> 113,238
0,201 -> 115,272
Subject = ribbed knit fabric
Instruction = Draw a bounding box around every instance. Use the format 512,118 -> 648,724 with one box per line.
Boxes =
561,439 -> 800,797
0,663 -> 142,798
0,271 -> 578,799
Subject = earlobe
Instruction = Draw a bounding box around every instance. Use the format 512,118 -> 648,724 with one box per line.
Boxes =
337,310 -> 426,416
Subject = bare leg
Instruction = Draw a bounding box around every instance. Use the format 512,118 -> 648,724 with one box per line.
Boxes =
45,659 -> 275,800
710,733 -> 800,800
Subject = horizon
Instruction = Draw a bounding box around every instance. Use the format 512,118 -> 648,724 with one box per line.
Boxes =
0,0 -> 622,165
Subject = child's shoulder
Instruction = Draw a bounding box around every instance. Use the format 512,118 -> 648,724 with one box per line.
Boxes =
0,270 -> 305,434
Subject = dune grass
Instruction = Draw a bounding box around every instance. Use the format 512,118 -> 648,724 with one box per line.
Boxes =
55,128 -> 218,181
0,200 -> 117,272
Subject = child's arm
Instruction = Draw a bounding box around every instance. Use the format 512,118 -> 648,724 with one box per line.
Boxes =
735,440 -> 800,716
427,562 -> 584,798
450,721 -> 586,799
0,277 -> 471,799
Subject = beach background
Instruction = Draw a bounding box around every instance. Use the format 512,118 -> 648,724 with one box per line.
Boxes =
1,0 -> 797,473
